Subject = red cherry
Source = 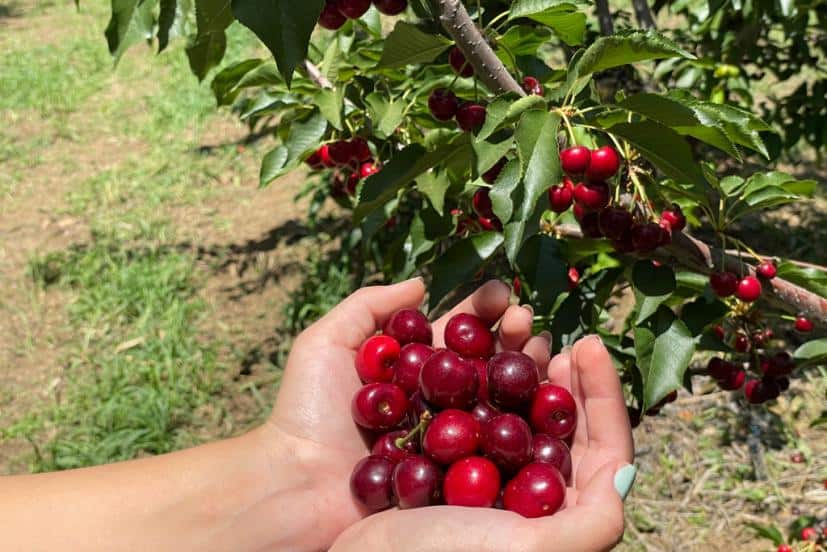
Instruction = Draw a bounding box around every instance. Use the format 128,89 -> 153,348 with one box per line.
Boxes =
529,382 -> 577,440
660,204 -> 686,232
482,158 -> 506,184
393,343 -> 434,395
383,308 -> 433,346
559,146 -> 591,176
795,316 -> 814,332
735,276 -> 762,303
305,150 -> 324,169
469,401 -> 501,426
573,181 -> 610,210
548,179 -> 575,213
756,260 -> 777,279
472,188 -> 495,218
355,335 -> 401,383
477,216 -> 502,231
706,357 -> 729,378
611,229 -> 635,253
512,276 -> 522,298
487,351 -> 539,410
428,88 -> 459,121
443,456 -> 501,507
791,452 -> 806,464
777,545 -> 792,552
801,527 -> 818,541
444,313 -> 495,359
716,368 -> 745,391
351,383 -> 410,430
337,0 -> 371,18
598,206 -> 633,240
373,0 -> 407,15
422,409 -> 481,465
776,376 -> 790,391
734,334 -> 750,353
359,162 -> 379,179
573,202 -> 587,222
503,462 -> 566,518
406,390 -> 432,426
710,271 -> 738,298
531,434 -> 572,481
392,454 -> 442,509
456,102 -> 486,132
350,137 -> 372,162
744,379 -> 768,404
630,222 -> 663,252
350,455 -> 395,511
568,267 -> 580,291
762,352 -> 795,377
467,357 -> 489,402
713,325 -> 726,340
371,430 -> 418,464
521,76 -> 544,96
318,0 -> 347,29
658,219 -> 673,246
419,350 -> 479,409
328,140 -> 353,166
481,413 -> 533,472
579,211 -> 603,239
318,144 -> 337,167
448,46 -> 474,77
585,146 -> 621,181
345,172 -> 360,196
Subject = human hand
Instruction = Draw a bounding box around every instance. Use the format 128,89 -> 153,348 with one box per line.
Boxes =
328,335 -> 635,552
263,278 -> 550,550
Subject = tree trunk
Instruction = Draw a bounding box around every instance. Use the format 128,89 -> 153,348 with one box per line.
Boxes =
595,0 -> 615,35
632,0 -> 657,29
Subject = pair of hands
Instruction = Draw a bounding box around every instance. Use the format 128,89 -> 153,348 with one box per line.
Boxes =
265,278 -> 635,551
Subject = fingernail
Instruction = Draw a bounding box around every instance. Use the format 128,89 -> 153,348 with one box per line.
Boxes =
398,276 -> 424,285
539,331 -> 552,342
588,334 -> 604,346
613,464 -> 637,501
560,345 -> 572,354
523,304 -> 534,316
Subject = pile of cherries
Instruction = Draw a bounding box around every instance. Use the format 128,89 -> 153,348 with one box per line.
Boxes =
549,145 -> 686,254
318,0 -> 408,30
305,137 -> 380,198
350,308 -> 577,517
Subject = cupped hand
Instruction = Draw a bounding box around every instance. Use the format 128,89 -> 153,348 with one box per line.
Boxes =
265,278 -> 547,549
328,314 -> 636,552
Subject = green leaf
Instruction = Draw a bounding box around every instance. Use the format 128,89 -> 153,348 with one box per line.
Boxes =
416,171 -> 451,216
285,110 -> 327,161
210,58 -> 264,105
365,93 -> 406,139
473,138 -> 513,176
158,0 -> 194,52
793,338 -> 827,363
259,146 -> 289,186
186,31 -> 227,81
105,0 -> 159,61
498,25 -> 552,57
681,297 -> 729,336
516,234 -> 569,312
377,22 -> 451,68
608,121 -> 705,185
355,139 -> 472,222
745,523 -> 784,546
508,0 -> 587,45
232,0 -> 325,87
632,260 -> 676,296
490,158 -> 522,224
429,233 -> 504,310
315,87 -> 344,130
635,307 -> 696,410
776,262 -> 827,298
475,95 -> 546,142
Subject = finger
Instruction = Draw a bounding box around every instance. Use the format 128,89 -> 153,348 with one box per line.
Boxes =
431,280 -> 511,348
304,278 -> 426,350
522,333 -> 551,381
570,335 -> 634,463
496,304 -> 534,352
546,350 -> 572,389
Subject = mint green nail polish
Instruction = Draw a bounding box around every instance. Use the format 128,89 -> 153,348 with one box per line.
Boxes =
614,464 -> 637,501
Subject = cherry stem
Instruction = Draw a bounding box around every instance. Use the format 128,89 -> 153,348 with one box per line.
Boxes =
394,410 -> 432,449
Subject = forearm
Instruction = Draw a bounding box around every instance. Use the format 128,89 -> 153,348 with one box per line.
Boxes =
0,426 -> 317,552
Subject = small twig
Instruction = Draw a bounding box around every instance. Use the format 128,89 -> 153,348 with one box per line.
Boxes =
301,60 -> 333,89
631,0 -> 657,30
595,0 -> 615,35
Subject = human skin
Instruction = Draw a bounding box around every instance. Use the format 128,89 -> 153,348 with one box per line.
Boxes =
0,278 -> 633,551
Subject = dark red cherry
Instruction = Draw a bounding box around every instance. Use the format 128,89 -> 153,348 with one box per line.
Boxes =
521,76 -> 544,96
456,102 -> 486,132
318,0 -> 347,29
350,137 -> 372,162
559,146 -> 591,176
661,204 -> 686,232
473,188 -> 495,218
359,162 -> 379,179
443,456 -> 501,507
428,88 -> 459,121
337,0 -> 371,18
598,206 -> 633,240
757,261 -> 777,280
371,430 -> 418,464
392,454 -> 442,509
487,351 -> 539,410
734,333 -> 750,353
736,276 -> 762,303
466,357 -> 489,402
585,146 -> 621,181
448,46 -> 474,77
482,158 -> 507,184
328,140 -> 353,166
444,313 -> 495,359
716,367 -> 745,391
373,0 -> 408,15
531,434 -> 572,481
355,335 -> 401,383
393,343 -> 434,395
350,455 -> 395,511
470,401 -> 501,426
579,211 -> 603,239
422,409 -> 481,465
481,413 -> 533,472
352,383 -> 410,430
419,349 -> 479,409
573,181 -> 610,210
548,179 -> 575,212
383,308 -> 433,346
631,222 -> 663,252
407,390 -> 433,426
503,462 -> 566,518
710,271 -> 738,298
305,150 -> 324,170
477,215 -> 502,231
706,357 -> 732,379
529,382 -> 577,440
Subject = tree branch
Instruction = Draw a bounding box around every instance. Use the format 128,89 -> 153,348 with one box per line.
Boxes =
631,0 -> 657,30
554,224 -> 827,326
301,60 -> 333,89
433,0 -> 525,96
595,0 -> 615,35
